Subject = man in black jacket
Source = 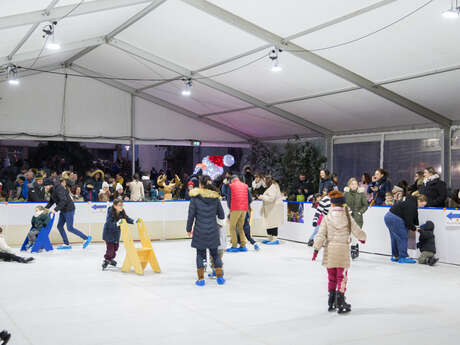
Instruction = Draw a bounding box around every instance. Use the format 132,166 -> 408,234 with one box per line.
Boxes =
295,174 -> 314,201
44,179 -> 92,250
416,221 -> 438,266
27,175 -> 46,202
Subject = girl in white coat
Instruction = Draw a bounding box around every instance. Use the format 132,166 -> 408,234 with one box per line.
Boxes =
258,175 -> 284,245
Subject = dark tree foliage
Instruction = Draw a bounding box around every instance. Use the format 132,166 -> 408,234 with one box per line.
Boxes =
29,141 -> 94,175
245,138 -> 326,196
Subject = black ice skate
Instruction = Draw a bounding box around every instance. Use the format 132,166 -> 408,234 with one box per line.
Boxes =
336,292 -> 351,314
328,290 -> 336,312
102,259 -> 110,270
350,244 -> 359,260
109,260 -> 117,267
0,330 -> 11,345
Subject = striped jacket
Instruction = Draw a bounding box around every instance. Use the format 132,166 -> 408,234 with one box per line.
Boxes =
312,196 -> 331,227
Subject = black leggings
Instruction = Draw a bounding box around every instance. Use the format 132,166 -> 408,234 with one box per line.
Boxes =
267,227 -> 278,236
237,212 -> 255,245
0,252 -> 26,263
196,248 -> 222,269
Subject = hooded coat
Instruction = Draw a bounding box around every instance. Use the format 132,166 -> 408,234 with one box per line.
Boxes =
313,207 -> 367,268
344,187 -> 368,228
417,221 -> 436,253
187,188 -> 225,249
260,182 -> 284,229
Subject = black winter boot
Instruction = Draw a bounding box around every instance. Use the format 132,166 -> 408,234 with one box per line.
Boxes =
351,244 -> 359,260
0,330 -> 11,345
328,290 -> 336,312
336,292 -> 351,314
428,257 -> 439,266
307,239 -> 314,247
102,259 -> 110,270
109,260 -> 117,267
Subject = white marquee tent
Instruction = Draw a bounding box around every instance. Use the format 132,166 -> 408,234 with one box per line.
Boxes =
1,0 -> 460,181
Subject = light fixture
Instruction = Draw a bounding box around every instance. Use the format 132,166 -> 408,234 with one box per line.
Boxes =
43,21 -> 61,50
6,64 -> 19,85
269,48 -> 282,72
181,78 -> 192,96
443,0 -> 460,18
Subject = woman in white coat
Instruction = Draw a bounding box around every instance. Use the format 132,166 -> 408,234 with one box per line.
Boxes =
258,175 -> 284,245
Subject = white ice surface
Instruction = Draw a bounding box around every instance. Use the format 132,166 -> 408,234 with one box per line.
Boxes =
1,240 -> 460,345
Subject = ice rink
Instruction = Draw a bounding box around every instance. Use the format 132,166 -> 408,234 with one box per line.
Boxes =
1,239 -> 460,345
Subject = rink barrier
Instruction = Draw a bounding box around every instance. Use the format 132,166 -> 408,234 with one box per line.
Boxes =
2,200 -> 460,265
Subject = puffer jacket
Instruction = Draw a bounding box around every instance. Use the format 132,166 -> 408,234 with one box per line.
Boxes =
102,207 -> 134,243
313,207 -> 367,268
229,180 -> 250,211
344,187 -> 368,228
187,188 -> 225,249
418,175 -> 447,207
31,212 -> 50,231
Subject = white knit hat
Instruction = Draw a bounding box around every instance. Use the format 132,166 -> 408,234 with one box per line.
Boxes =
102,181 -> 110,189
116,183 -> 123,191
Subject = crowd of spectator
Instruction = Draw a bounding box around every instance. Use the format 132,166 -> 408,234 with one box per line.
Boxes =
0,152 -> 456,209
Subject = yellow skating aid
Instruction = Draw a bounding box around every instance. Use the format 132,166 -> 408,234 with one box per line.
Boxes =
120,218 -> 161,275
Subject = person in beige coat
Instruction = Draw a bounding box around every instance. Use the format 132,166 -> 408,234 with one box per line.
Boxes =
312,190 -> 366,314
128,174 -> 145,201
258,175 -> 284,245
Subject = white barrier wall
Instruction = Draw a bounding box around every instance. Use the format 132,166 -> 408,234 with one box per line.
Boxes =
279,203 -> 460,265
0,201 -> 266,246
2,201 -> 460,265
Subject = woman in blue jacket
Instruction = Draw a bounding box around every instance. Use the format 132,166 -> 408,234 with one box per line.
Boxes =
319,169 -> 335,195
102,199 -> 135,270
368,169 -> 392,205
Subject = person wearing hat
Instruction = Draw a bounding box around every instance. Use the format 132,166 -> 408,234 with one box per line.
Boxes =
44,178 -> 92,250
27,174 -> 46,202
416,221 -> 438,266
98,181 -> 112,201
185,180 -> 195,200
312,190 -> 367,314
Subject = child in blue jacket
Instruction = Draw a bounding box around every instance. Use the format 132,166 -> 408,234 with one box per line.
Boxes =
102,199 -> 135,270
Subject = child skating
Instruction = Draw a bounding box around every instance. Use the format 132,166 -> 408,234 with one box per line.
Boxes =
209,216 -> 227,278
307,193 -> 322,246
26,206 -> 51,250
187,176 -> 225,286
312,191 -> 366,313
102,199 -> 135,270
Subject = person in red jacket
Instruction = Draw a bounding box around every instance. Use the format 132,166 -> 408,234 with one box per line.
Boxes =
226,176 -> 252,252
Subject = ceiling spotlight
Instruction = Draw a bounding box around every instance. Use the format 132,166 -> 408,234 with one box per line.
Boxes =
43,21 -> 61,50
269,48 -> 282,72
443,0 -> 460,18
181,78 -> 192,96
6,64 -> 19,86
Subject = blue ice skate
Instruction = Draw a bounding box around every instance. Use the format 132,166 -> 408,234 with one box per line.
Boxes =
266,240 -> 280,245
398,257 -> 416,264
57,245 -> 72,250
208,270 -> 216,278
238,246 -> 248,252
226,247 -> 239,253
195,280 -> 205,286
83,236 -> 92,249
217,277 -> 226,285
254,243 -> 260,251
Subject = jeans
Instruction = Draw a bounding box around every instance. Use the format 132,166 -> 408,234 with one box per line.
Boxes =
384,211 -> 409,259
27,229 -> 40,244
196,248 -> 222,269
104,242 -> 119,260
308,225 -> 320,242
57,210 -> 88,245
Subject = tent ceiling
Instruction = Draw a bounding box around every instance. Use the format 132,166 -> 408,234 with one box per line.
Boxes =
0,0 -> 458,143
